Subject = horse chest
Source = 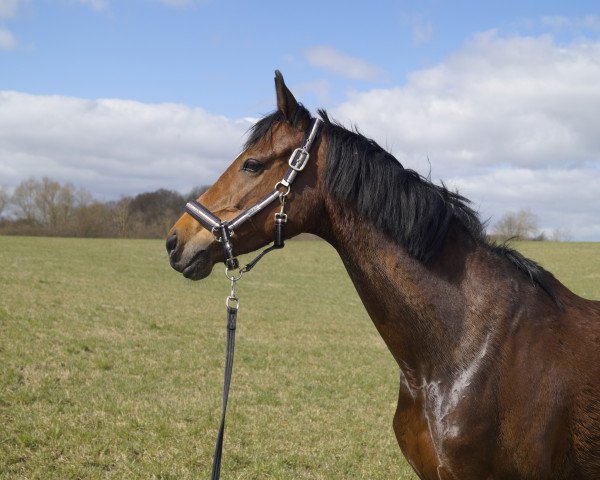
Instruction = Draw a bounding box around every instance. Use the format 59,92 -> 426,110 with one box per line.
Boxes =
395,371 -> 497,479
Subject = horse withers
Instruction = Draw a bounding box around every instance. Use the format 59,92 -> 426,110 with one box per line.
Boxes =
167,71 -> 600,479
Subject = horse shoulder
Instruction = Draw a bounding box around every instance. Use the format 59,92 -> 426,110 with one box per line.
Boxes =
393,371 -> 443,479
495,294 -> 600,478
394,365 -> 498,479
559,295 -> 600,476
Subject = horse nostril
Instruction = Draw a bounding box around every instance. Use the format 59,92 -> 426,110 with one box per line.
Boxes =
166,233 -> 178,255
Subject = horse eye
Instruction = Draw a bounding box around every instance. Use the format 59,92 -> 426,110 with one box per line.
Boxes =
241,158 -> 264,173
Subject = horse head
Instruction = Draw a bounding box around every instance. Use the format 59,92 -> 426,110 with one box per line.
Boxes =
167,71 -> 324,279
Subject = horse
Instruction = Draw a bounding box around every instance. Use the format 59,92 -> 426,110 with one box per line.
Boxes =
167,71 -> 600,479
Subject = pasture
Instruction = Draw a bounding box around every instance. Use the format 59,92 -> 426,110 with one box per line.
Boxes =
1,236 -> 599,479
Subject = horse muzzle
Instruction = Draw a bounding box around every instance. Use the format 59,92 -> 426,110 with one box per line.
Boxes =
166,223 -> 219,280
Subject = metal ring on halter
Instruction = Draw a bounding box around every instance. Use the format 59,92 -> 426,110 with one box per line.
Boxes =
212,226 -> 224,242
225,266 -> 243,281
274,181 -> 291,197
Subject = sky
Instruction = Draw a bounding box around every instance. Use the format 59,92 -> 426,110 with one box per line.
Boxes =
1,0 -> 599,240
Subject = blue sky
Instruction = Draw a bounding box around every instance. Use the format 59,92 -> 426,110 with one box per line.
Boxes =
3,0 -> 598,115
1,0 -> 600,239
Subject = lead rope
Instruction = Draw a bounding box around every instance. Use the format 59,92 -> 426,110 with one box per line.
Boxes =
210,271 -> 240,480
210,195 -> 288,480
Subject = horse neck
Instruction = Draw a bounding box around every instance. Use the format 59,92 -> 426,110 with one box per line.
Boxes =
316,195 -> 488,387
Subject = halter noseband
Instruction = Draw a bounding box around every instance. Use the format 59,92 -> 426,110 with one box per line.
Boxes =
184,118 -> 323,270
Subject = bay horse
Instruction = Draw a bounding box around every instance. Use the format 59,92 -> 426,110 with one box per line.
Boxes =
167,71 -> 600,479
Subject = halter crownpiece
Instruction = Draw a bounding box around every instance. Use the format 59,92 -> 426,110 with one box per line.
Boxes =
184,118 -> 323,270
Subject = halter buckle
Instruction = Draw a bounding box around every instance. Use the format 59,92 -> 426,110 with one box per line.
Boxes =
288,148 -> 310,171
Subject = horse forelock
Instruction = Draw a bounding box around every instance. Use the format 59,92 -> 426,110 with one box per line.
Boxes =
244,105 -> 311,150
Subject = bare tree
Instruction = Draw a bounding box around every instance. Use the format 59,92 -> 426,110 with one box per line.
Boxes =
494,209 -> 539,240
128,189 -> 185,237
77,188 -> 94,207
73,201 -> 114,237
186,185 -> 210,201
56,182 -> 77,229
0,186 -> 8,217
3,177 -> 208,238
11,177 -> 39,222
35,177 -> 62,228
111,197 -> 132,237
550,228 -> 572,242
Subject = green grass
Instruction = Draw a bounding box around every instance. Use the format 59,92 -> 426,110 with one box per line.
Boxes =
513,241 -> 600,300
0,237 -> 598,479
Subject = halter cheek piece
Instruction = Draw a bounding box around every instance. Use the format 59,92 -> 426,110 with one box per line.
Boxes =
181,118 -> 322,480
184,118 -> 323,272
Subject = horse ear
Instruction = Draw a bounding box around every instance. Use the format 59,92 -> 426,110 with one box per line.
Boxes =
274,70 -> 298,120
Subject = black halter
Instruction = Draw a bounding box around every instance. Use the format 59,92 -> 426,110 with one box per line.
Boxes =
183,118 -> 322,479
184,118 -> 322,271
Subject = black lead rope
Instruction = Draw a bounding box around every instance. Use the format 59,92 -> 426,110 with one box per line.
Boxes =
183,120 -> 322,478
211,304 -> 237,480
209,209 -> 287,480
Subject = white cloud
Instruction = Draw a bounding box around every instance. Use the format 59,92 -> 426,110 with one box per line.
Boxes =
292,79 -> 332,105
0,0 -> 24,48
412,20 -> 434,45
304,46 -> 388,82
400,12 -> 434,46
449,168 -> 600,240
0,25 -> 16,49
336,32 -> 600,171
0,0 -> 23,18
159,0 -> 187,4
2,29 -> 599,239
72,0 -> 108,12
67,0 -> 211,10
542,14 -> 600,33
0,92 -> 252,199
332,31 -> 600,240
157,0 -> 209,6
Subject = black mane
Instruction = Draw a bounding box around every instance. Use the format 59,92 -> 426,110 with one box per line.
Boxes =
319,109 -> 482,263
244,107 -> 308,150
245,106 -> 561,307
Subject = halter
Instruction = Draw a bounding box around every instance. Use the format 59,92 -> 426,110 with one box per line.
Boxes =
183,117 -> 322,479
184,118 -> 322,272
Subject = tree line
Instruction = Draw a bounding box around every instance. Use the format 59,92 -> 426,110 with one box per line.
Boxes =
491,208 -> 571,242
0,177 -> 571,241
0,177 -> 207,238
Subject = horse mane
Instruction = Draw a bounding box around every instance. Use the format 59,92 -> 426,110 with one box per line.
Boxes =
245,105 -> 562,307
244,107 -> 307,150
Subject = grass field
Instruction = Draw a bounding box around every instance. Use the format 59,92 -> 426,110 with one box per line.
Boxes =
1,236 -> 599,479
